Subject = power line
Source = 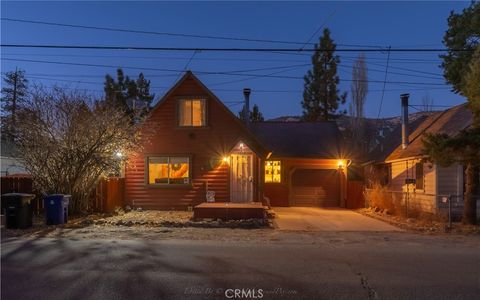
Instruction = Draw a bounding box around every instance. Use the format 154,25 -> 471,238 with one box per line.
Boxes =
377,46 -> 391,119
0,17 -> 316,46
21,74 -> 451,93
0,44 -> 472,52
0,17 -> 388,49
2,57 -> 448,86
300,9 -> 338,50
1,57 -> 308,75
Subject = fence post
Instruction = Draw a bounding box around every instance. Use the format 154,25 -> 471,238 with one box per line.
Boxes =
404,192 -> 409,218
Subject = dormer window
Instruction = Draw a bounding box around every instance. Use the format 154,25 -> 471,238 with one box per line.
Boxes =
178,98 -> 206,127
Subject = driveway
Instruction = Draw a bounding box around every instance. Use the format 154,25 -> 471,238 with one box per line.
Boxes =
273,207 -> 401,231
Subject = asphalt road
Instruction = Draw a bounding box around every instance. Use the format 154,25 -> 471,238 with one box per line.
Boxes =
2,232 -> 479,300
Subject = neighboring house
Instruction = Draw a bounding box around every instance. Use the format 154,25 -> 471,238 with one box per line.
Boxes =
0,139 -> 27,177
124,72 -> 347,210
367,97 -> 473,213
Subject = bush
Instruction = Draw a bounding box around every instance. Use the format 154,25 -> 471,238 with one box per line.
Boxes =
365,184 -> 407,216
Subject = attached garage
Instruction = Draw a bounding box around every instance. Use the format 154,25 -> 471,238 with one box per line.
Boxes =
290,169 -> 340,207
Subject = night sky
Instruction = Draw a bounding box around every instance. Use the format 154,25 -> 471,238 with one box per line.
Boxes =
1,1 -> 470,119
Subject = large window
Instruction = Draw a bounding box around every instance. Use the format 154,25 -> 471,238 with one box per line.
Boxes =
178,98 -> 206,127
265,160 -> 281,183
415,162 -> 424,190
148,156 -> 190,185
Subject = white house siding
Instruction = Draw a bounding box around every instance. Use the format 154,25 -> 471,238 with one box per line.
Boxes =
437,164 -> 462,196
390,158 -> 437,213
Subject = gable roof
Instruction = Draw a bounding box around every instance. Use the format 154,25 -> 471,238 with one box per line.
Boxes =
146,71 -> 270,158
250,121 -> 344,159
385,103 -> 473,162
366,113 -> 432,163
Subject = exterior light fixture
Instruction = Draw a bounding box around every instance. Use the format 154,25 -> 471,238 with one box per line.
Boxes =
337,159 -> 345,170
222,156 -> 229,163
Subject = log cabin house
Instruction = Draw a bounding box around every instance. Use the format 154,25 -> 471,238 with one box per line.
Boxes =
124,71 -> 348,217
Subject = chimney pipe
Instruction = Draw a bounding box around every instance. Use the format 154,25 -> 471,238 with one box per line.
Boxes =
243,88 -> 251,126
401,93 -> 410,149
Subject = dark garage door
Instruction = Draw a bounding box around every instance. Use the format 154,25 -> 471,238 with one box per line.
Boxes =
290,169 -> 340,207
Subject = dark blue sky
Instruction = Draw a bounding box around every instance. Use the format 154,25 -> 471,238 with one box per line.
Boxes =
1,1 -> 470,119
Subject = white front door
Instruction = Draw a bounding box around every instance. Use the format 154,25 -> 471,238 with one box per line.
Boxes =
230,154 -> 253,203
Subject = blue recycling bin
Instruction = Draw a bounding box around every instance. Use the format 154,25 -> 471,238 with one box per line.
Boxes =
44,194 -> 70,225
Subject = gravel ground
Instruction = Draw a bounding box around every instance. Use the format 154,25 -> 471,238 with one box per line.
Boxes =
1,210 -> 273,241
358,207 -> 480,235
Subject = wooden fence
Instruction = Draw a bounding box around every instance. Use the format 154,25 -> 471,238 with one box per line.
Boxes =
1,176 -> 125,214
90,177 -> 125,213
346,180 -> 365,209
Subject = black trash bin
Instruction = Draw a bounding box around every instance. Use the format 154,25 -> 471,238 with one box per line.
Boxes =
1,193 -> 35,229
44,194 -> 70,225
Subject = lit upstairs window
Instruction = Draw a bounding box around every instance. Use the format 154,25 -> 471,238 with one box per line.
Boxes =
265,160 -> 281,183
178,98 -> 206,127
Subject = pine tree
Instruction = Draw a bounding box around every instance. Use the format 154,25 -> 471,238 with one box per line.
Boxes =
136,73 -> 155,115
441,2 -> 480,95
238,104 -> 264,123
423,2 -> 480,224
104,69 -> 154,120
302,28 -> 346,121
1,68 -> 28,138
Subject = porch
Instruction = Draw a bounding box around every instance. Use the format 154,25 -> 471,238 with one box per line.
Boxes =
193,202 -> 267,221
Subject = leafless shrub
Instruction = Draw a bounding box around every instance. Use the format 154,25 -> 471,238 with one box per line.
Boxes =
14,86 -> 142,213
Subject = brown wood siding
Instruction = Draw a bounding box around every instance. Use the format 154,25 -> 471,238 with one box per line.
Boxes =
264,158 -> 343,207
125,76 -> 262,209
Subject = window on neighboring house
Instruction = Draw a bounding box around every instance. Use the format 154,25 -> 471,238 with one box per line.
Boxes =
178,98 -> 206,127
265,160 -> 281,183
415,162 -> 424,190
148,156 -> 190,185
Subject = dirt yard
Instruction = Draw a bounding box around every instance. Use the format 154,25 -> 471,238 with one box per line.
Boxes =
358,207 -> 480,235
1,209 -> 273,241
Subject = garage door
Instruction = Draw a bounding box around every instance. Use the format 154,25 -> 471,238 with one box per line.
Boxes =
290,169 -> 340,207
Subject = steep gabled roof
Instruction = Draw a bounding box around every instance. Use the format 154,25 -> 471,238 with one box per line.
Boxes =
146,71 -> 270,158
385,103 -> 472,162
250,121 -> 344,159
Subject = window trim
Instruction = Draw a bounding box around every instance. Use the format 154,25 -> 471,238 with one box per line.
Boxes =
145,155 -> 193,187
176,97 -> 208,128
264,160 -> 282,184
415,162 -> 424,191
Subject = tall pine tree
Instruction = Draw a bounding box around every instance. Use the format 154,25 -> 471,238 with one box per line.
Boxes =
239,104 -> 264,123
104,69 -> 154,121
1,68 -> 28,138
423,2 -> 480,224
302,28 -> 346,121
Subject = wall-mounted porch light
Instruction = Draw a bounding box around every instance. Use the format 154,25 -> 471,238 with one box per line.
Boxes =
337,159 -> 345,170
222,156 -> 229,163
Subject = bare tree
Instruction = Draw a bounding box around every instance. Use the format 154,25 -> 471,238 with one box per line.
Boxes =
14,86 -> 143,213
349,53 -> 369,154
421,93 -> 434,112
